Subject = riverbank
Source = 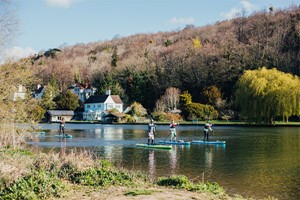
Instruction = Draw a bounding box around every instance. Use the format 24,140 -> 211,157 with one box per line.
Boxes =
0,147 -> 252,200
63,119 -> 300,127
57,184 -> 233,200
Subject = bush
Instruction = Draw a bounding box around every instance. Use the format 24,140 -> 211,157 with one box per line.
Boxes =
69,167 -> 133,187
157,175 -> 225,195
186,103 -> 218,121
123,114 -> 136,123
165,113 -> 182,121
0,170 -> 65,200
157,175 -> 191,188
151,112 -> 167,121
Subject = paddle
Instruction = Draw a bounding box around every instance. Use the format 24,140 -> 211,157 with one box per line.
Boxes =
163,132 -> 171,142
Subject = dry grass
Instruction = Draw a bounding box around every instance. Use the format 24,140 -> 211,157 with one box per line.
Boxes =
0,149 -> 33,184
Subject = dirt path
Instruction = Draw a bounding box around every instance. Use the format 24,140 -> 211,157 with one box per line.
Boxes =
57,185 -> 235,200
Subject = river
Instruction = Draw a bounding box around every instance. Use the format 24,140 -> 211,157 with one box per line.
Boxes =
28,123 -> 300,200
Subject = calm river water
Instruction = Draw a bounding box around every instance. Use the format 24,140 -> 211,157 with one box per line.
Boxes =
29,123 -> 300,200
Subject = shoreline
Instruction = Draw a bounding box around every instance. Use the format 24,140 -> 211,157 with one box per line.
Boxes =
53,120 -> 300,127
0,147 -> 243,200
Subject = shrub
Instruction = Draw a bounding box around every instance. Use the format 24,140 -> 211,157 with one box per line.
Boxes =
151,111 -> 167,121
165,113 -> 182,121
157,175 -> 225,195
0,170 -> 65,200
157,175 -> 191,188
123,114 -> 136,123
69,166 -> 133,187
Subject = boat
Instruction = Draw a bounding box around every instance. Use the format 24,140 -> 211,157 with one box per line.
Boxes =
55,134 -> 73,138
191,140 -> 225,145
159,140 -> 190,145
136,143 -> 172,150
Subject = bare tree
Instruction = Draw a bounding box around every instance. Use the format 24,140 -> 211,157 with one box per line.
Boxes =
164,87 -> 180,111
51,60 -> 73,91
154,97 -> 166,112
233,9 -> 248,44
0,0 -> 18,56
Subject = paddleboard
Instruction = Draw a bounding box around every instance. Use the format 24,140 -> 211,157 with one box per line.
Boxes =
32,131 -> 46,135
191,140 -> 225,145
55,134 -> 73,138
159,141 -> 190,145
136,143 -> 172,150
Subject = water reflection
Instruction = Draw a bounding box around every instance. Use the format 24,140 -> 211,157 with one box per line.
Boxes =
205,147 -> 213,170
59,138 -> 66,157
32,124 -> 300,200
148,150 -> 155,179
169,148 -> 177,173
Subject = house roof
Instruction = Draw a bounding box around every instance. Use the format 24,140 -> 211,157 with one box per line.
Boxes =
111,95 -> 123,104
84,95 -> 109,103
68,80 -> 96,90
85,95 -> 123,104
35,85 -> 44,94
47,110 -> 74,116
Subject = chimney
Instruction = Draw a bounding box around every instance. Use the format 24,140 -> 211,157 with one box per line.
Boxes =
106,89 -> 111,95
18,85 -> 23,92
85,79 -> 89,88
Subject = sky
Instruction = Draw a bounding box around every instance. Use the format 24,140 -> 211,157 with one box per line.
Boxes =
3,0 -> 299,61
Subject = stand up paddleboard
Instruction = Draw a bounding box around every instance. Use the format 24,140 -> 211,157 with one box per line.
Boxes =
159,141 -> 190,145
191,140 -> 225,145
55,134 -> 73,138
136,143 -> 172,150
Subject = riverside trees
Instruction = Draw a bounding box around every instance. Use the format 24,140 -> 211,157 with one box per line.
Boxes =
235,67 -> 300,124
0,60 -> 38,148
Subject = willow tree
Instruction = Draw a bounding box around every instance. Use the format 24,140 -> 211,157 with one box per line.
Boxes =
235,67 -> 300,123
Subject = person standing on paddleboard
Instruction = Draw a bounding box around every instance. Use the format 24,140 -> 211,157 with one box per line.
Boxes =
148,119 -> 156,145
203,122 -> 213,141
169,120 -> 179,142
59,117 -> 65,135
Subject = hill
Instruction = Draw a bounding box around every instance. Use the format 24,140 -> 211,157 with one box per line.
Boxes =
31,6 -> 300,111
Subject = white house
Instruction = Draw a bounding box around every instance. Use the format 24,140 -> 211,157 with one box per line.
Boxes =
83,90 -> 123,121
46,110 -> 74,122
68,79 -> 96,102
13,84 -> 26,101
33,84 -> 45,99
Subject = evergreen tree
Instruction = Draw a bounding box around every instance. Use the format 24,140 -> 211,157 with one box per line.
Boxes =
56,90 -> 79,110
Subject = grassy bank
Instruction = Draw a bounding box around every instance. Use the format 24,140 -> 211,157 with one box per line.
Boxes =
0,147 -> 254,200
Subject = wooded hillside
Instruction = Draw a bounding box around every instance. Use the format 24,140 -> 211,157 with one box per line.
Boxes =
31,6 -> 300,114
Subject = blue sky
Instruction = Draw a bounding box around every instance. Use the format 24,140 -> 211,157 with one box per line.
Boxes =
4,0 -> 298,60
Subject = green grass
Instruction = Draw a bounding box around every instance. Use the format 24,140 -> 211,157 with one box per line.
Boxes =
156,175 -> 225,195
124,189 -> 156,196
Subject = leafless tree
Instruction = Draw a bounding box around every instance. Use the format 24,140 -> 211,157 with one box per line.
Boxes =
154,97 -> 166,112
0,0 -> 18,56
164,87 -> 180,111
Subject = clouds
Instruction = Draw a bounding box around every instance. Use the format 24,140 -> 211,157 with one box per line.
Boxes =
221,0 -> 256,19
1,46 -> 36,63
45,0 -> 77,7
170,17 -> 195,25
